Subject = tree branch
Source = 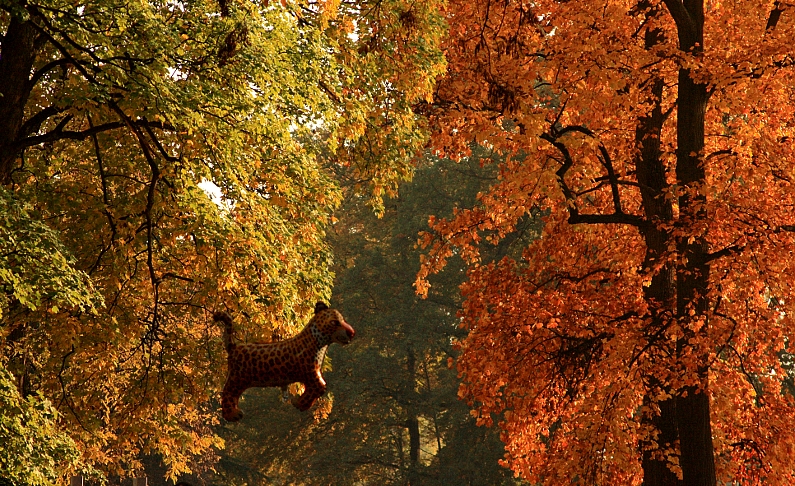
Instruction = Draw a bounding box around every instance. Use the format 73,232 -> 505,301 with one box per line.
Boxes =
568,213 -> 646,226
143,121 -> 180,163
661,0 -> 694,35
108,100 -> 162,333
556,125 -> 624,214
14,120 -> 173,150
18,105 -> 66,139
701,244 -> 745,264
27,58 -> 71,91
766,0 -> 785,31
87,114 -> 118,275
541,130 -> 644,228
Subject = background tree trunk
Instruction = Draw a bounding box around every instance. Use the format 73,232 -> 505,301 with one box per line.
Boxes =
406,347 -> 422,485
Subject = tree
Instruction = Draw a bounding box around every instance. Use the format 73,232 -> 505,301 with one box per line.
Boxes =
418,1 -> 795,485
1,0 -> 444,479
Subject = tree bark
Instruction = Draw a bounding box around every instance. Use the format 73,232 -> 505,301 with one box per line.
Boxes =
406,414 -> 420,470
675,68 -> 716,480
635,7 -> 681,482
637,75 -> 680,486
406,347 -> 422,485
671,1 -> 717,484
639,2 -> 716,483
0,16 -> 40,184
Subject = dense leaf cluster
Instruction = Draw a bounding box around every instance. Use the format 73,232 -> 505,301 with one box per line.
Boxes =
0,363 -> 81,485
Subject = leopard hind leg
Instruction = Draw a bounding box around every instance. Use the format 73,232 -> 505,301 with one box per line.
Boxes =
222,380 -> 246,422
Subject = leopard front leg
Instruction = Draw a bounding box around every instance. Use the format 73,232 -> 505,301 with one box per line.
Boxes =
291,372 -> 327,411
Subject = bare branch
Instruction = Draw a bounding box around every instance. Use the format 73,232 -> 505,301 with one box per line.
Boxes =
556,125 -> 624,213
541,130 -> 645,228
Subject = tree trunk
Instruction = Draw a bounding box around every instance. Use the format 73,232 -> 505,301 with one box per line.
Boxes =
636,76 -> 680,485
675,76 -> 717,480
641,396 -> 680,486
0,16 -> 39,184
638,2 -> 716,482
406,416 -> 421,483
635,10 -> 681,482
406,347 -> 421,485
672,1 -> 717,483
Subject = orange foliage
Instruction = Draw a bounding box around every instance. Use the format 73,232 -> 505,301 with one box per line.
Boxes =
418,1 -> 795,484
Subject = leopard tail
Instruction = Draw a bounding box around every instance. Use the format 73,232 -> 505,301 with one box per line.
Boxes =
213,311 -> 235,352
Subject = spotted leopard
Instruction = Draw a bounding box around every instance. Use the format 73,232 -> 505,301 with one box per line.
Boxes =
213,302 -> 355,422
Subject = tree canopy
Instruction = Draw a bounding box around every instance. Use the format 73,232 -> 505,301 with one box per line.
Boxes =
1,0 -> 444,480
418,1 -> 795,484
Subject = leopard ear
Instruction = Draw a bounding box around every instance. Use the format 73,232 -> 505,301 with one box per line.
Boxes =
314,302 -> 329,314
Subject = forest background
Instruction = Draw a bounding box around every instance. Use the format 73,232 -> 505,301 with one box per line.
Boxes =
3,0 -> 795,485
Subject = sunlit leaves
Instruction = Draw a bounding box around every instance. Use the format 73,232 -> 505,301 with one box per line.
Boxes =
0,363 -> 82,485
0,188 -> 101,317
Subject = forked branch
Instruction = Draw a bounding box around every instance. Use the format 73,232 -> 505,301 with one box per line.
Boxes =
541,127 -> 644,228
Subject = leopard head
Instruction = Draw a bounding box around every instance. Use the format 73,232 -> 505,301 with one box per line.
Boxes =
312,302 -> 355,345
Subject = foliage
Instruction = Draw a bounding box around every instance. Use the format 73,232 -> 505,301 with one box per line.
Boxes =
418,1 -> 795,485
0,0 -> 444,479
214,152 -> 522,485
0,362 -> 81,486
0,188 -> 101,317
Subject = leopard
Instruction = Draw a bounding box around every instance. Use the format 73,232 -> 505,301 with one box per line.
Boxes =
213,302 -> 355,422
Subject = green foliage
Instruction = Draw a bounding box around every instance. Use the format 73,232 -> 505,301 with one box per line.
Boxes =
0,362 -> 81,486
320,150 -> 527,485
0,188 -> 101,317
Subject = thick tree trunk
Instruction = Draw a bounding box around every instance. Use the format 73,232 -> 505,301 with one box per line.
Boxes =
641,396 -> 680,486
642,1 -> 717,484
0,16 -> 39,184
637,75 -> 680,486
675,67 -> 715,485
672,0 -> 717,482
675,384 -> 715,485
635,11 -> 681,482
